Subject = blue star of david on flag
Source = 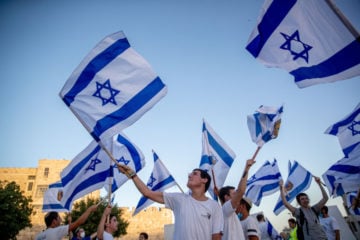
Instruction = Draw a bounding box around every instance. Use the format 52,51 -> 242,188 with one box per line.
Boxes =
280,30 -> 313,63
115,156 -> 130,166
348,121 -> 360,136
147,173 -> 157,188
93,79 -> 120,106
85,158 -> 102,172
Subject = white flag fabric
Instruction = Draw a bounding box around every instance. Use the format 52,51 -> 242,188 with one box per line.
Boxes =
133,151 -> 177,216
346,191 -> 360,215
247,105 -> 283,147
245,159 -> 282,206
104,134 -> 145,193
273,160 -> 312,215
42,181 -> 67,212
60,31 -> 167,141
322,145 -> 360,197
325,103 -> 360,157
246,0 -> 360,88
199,119 -> 236,200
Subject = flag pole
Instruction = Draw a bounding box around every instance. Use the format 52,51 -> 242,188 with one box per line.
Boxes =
152,150 -> 184,193
325,0 -> 360,40
251,146 -> 261,160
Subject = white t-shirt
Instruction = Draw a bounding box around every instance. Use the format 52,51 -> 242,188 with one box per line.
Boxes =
258,221 -> 272,240
320,216 -> 340,240
35,225 -> 69,240
222,200 -> 245,240
164,192 -> 223,240
240,216 -> 260,239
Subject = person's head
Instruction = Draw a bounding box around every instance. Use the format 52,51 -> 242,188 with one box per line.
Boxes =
256,213 -> 265,222
187,168 -> 211,192
139,232 -> 149,240
237,197 -> 252,220
44,211 -> 61,228
288,218 -> 297,229
105,214 -> 118,233
76,228 -> 86,238
321,205 -> 329,217
296,193 -> 310,207
219,186 -> 235,204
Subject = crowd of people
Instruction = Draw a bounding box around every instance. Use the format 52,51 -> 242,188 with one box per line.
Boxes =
36,159 -> 347,240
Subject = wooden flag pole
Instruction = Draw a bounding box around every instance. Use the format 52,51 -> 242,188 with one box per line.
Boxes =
251,146 -> 261,160
325,0 -> 360,39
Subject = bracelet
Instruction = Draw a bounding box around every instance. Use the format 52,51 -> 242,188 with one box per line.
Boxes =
128,171 -> 136,179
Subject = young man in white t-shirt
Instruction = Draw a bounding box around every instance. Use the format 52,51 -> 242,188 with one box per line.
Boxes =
218,159 -> 254,240
36,204 -> 98,240
236,197 -> 260,240
97,205 -> 119,240
320,205 -> 340,240
118,164 -> 223,240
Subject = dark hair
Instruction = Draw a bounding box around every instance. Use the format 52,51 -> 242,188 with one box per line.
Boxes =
296,193 -> 308,204
193,168 -> 211,192
219,186 -> 235,204
321,205 -> 328,214
288,218 -> 296,225
240,198 -> 251,211
140,232 -> 149,239
104,214 -> 117,229
256,213 -> 264,222
45,212 -> 59,227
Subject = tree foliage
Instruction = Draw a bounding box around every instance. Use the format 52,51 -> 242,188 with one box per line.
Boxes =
0,181 -> 33,240
64,197 -> 129,238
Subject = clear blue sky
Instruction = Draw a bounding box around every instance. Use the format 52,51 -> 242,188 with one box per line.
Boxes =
1,0 -> 359,231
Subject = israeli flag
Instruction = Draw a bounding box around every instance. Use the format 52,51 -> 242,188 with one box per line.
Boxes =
246,0 -> 360,88
42,181 -> 67,212
60,31 -> 167,141
60,133 -> 144,210
273,160 -> 312,215
245,159 -> 282,206
199,119 -> 236,200
104,133 -> 145,193
325,103 -> 360,157
346,191 -> 360,215
133,151 -> 177,216
247,105 -> 283,147
322,145 -> 360,197
266,220 -> 282,240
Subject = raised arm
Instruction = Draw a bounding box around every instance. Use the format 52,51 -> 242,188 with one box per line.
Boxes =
314,176 -> 328,208
69,204 -> 97,232
279,180 -> 296,214
231,159 -> 255,208
117,164 -> 164,204
97,205 -> 112,240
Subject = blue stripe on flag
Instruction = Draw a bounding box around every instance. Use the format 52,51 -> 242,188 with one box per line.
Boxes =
115,134 -> 143,172
246,0 -> 297,58
136,175 -> 175,207
327,106 -> 360,135
330,164 -> 360,174
42,204 -> 65,210
207,130 -> 233,167
63,169 -> 109,209
62,145 -> 101,186
292,40 -> 360,82
62,37 -> 130,106
49,182 -> 63,188
91,77 -> 166,141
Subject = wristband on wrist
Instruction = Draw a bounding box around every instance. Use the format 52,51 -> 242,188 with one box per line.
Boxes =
128,171 -> 136,179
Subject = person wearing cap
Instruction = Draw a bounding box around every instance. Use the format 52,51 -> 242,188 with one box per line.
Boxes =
236,196 -> 260,240
35,204 -> 98,240
117,164 -> 223,240
218,159 -> 255,240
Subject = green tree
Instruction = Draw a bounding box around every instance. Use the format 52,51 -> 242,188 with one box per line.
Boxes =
0,181 -> 33,240
64,197 -> 129,238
